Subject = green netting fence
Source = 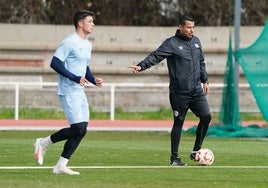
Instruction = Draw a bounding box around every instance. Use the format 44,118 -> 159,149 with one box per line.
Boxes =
186,22 -> 268,137
236,20 -> 268,122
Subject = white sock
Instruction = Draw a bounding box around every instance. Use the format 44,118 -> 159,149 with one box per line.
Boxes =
56,156 -> 69,167
40,136 -> 52,148
53,156 -> 79,175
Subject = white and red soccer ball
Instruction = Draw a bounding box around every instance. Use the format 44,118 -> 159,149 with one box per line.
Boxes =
195,148 -> 214,166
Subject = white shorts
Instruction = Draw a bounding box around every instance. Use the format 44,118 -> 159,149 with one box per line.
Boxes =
58,92 -> 89,125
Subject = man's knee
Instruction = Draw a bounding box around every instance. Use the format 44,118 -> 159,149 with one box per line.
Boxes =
71,122 -> 88,136
200,114 -> 211,124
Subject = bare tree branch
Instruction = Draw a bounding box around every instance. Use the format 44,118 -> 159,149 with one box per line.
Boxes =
0,0 -> 267,26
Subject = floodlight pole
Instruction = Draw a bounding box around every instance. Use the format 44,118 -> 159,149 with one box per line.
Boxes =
234,0 -> 241,124
234,0 -> 241,52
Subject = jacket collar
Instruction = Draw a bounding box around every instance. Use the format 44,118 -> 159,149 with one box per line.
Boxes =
175,29 -> 192,41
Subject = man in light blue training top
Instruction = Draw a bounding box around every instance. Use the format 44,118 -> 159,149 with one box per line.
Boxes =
34,10 -> 103,175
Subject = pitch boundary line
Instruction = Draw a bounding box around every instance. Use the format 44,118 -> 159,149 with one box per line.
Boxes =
1,166 -> 268,170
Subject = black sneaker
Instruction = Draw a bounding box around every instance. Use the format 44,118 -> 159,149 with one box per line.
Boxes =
190,151 -> 197,161
170,157 -> 187,166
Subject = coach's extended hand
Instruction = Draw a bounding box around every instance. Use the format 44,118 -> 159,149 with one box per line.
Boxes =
127,65 -> 141,74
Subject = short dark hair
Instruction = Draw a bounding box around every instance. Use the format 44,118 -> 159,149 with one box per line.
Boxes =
73,10 -> 94,29
178,14 -> 194,25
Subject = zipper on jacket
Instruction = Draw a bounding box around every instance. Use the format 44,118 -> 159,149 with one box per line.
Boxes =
188,40 -> 197,92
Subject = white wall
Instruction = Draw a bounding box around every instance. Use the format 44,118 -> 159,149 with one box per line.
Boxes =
0,24 -> 263,76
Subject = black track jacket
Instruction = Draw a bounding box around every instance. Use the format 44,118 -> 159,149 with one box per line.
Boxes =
137,29 -> 208,94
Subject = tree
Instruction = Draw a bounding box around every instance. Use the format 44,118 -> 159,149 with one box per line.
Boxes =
43,0 -> 90,24
0,0 -> 267,26
0,0 -> 47,24
90,0 -> 171,26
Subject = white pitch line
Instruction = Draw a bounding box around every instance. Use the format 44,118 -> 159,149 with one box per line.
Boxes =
0,166 -> 268,170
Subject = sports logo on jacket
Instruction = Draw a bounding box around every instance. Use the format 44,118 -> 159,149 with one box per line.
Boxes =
194,43 -> 200,48
178,46 -> 183,50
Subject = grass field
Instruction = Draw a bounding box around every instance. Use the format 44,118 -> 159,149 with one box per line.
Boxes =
0,131 -> 267,188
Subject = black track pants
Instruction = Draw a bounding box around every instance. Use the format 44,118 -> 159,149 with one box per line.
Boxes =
169,88 -> 211,158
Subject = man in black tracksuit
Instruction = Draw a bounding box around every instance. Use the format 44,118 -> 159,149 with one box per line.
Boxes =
128,14 -> 211,166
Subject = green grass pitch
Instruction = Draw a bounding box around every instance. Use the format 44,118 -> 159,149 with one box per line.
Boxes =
0,131 -> 267,188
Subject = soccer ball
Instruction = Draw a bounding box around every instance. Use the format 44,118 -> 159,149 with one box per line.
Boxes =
195,148 -> 214,166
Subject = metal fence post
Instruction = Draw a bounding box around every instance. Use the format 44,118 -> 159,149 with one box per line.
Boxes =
110,84 -> 115,121
15,83 -> 19,120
